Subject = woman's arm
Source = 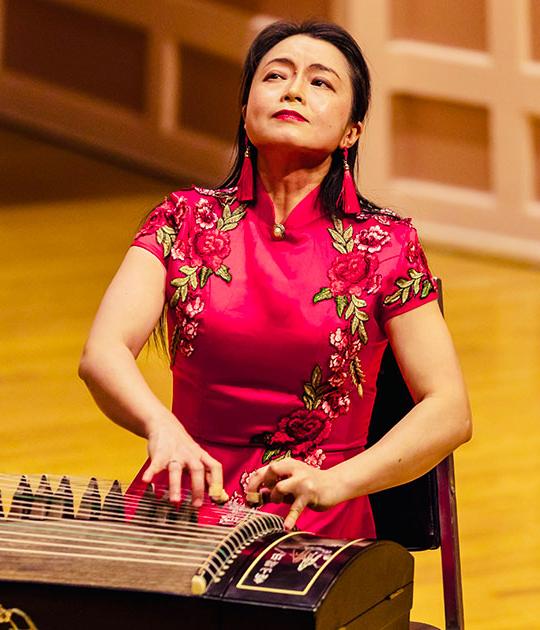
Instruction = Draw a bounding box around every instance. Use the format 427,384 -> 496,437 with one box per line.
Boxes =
247,300 -> 472,529
78,246 -> 223,505
332,299 -> 472,499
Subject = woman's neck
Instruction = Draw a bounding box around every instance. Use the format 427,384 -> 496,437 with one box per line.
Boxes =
256,149 -> 331,224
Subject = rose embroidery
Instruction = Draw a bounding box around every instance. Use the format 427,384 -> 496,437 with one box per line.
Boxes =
354,225 -> 391,253
269,408 -> 332,456
194,198 -> 218,230
191,229 -> 232,271
168,192 -> 246,362
327,251 -> 379,297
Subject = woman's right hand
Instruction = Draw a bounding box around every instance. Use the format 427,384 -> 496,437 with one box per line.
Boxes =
141,415 -> 224,507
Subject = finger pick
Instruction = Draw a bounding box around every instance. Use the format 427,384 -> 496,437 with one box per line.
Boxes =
246,491 -> 262,506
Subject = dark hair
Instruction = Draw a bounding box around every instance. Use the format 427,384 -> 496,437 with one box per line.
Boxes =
219,20 -> 381,216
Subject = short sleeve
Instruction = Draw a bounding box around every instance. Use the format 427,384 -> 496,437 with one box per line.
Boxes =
131,193 -> 188,266
378,223 -> 439,328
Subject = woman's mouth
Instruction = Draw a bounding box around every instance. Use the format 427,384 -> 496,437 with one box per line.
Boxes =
272,109 -> 308,122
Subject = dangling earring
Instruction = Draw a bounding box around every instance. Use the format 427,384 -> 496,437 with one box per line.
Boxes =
236,139 -> 255,202
339,147 -> 362,215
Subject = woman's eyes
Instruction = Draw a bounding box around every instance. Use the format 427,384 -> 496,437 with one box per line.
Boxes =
264,72 -> 285,80
312,78 -> 332,89
263,73 -> 332,89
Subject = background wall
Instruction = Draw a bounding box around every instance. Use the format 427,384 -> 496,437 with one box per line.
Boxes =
1,0 -> 539,261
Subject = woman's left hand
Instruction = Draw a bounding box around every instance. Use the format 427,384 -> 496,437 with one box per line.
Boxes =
245,459 -> 340,531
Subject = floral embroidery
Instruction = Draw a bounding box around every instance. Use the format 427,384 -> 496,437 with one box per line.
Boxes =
383,268 -> 435,304
314,217 -> 389,346
135,194 -> 188,256
355,207 -> 400,226
383,234 -> 437,306
167,193 -> 246,363
248,216 -> 391,468
354,225 -> 391,253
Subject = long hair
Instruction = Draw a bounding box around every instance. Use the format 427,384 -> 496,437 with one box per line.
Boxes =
218,20 -> 381,216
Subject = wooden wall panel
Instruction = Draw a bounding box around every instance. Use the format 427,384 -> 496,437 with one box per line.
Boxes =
533,117 -> 540,201
217,0 -> 330,20
392,95 -> 490,191
0,0 -> 335,186
531,0 -> 540,61
390,0 -> 487,51
180,44 -> 242,143
341,0 -> 540,263
4,0 -> 148,111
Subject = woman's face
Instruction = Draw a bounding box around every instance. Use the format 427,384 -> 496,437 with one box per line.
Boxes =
244,34 -> 361,160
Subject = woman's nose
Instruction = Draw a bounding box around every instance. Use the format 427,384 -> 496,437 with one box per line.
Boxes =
284,92 -> 303,103
282,79 -> 305,104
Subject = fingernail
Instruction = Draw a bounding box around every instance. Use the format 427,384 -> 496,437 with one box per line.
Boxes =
193,498 -> 202,508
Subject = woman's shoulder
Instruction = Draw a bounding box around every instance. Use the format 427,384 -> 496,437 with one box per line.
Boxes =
348,206 -> 420,247
167,184 -> 239,204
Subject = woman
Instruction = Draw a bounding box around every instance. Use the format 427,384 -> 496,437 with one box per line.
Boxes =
79,20 -> 471,539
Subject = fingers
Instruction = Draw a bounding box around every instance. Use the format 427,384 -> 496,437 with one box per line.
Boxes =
246,460 -> 323,525
201,452 -> 228,503
144,450 -> 226,507
246,459 -> 297,499
141,457 -> 167,484
167,460 -> 182,503
284,497 -> 307,531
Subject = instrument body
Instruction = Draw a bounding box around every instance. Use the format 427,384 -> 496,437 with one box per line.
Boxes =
0,475 -> 414,629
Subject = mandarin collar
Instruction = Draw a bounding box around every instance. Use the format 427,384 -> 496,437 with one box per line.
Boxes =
250,173 -> 325,230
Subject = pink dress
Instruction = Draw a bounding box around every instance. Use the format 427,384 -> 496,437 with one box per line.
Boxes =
128,174 -> 438,539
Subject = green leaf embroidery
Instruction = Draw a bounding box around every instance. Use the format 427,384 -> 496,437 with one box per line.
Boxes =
313,287 -> 333,303
351,316 -> 368,344
328,228 -> 347,244
214,264 -> 232,282
421,279 -> 434,298
350,295 -> 367,308
335,295 -> 348,317
156,226 -> 177,257
349,355 -> 365,398
328,216 -> 354,254
170,325 -> 181,360
383,268 -> 431,306
170,288 -> 182,309
302,392 -> 315,410
199,267 -> 213,288
311,365 -> 322,388
220,206 -> 247,232
170,277 -> 189,288
332,241 -> 348,255
180,284 -> 189,302
262,448 -> 290,464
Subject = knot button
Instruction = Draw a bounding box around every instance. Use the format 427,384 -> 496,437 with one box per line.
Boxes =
272,223 -> 286,240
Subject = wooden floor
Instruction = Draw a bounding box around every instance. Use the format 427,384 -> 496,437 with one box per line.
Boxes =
1,124 -> 539,629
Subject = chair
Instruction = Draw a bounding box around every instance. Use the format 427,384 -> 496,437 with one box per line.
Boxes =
367,280 -> 464,630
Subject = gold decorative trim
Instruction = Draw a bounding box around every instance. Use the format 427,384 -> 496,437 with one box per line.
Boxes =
236,533 -> 364,596
0,603 -> 38,629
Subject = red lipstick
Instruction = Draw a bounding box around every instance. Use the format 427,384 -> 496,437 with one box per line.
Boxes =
272,109 -> 308,122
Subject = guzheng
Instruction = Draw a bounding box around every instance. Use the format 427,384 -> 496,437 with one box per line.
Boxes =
0,474 -> 414,630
